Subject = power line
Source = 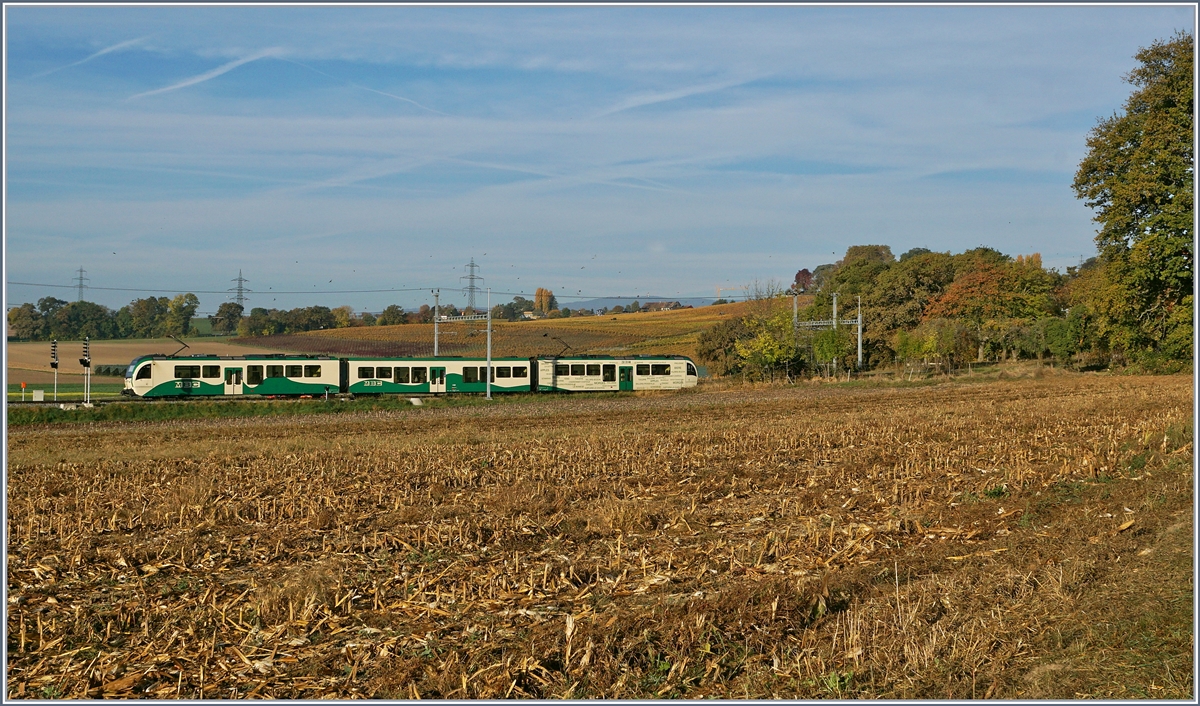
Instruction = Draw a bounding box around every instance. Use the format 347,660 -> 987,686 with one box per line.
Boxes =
6,281 -> 437,295
7,280 -> 724,302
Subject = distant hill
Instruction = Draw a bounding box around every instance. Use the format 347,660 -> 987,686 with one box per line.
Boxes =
564,296 -> 724,311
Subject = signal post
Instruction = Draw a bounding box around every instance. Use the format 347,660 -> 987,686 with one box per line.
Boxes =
50,339 -> 59,401
79,337 -> 91,405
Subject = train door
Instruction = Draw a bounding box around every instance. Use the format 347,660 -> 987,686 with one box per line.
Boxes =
619,366 -> 633,391
338,359 -> 349,393
430,366 -> 446,394
224,368 -> 243,395
528,357 -> 539,393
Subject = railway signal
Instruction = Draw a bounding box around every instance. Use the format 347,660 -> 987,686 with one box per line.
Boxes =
50,340 -> 59,401
79,337 -> 92,404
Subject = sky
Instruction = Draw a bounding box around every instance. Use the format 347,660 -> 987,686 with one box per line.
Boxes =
3,4 -> 1195,315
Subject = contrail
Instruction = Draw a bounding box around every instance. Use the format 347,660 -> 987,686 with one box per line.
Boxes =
30,35 -> 152,79
595,78 -> 753,118
280,58 -> 452,116
129,48 -> 283,99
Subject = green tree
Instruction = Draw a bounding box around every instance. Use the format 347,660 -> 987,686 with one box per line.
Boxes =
128,297 -> 170,337
733,306 -> 803,380
895,319 -> 976,373
37,297 -> 68,318
1042,317 -> 1075,363
1073,31 -> 1193,362
113,305 -> 134,338
813,327 -> 854,371
863,250 -> 956,364
239,307 -> 276,336
696,316 -> 751,376
7,303 -> 45,340
210,302 -> 244,334
377,304 -> 408,326
162,294 -> 200,336
49,301 -> 117,340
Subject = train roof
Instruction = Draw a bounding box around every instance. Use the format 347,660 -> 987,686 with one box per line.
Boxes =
129,353 -> 695,363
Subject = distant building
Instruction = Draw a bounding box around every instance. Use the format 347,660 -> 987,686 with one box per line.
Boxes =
642,301 -> 682,312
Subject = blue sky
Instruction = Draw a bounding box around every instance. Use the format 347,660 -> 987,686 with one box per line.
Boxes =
4,4 -> 1194,315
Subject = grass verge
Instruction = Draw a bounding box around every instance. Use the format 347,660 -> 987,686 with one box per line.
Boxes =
4,390 -> 632,427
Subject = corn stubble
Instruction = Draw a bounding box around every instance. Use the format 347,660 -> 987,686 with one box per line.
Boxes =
6,375 -> 1192,699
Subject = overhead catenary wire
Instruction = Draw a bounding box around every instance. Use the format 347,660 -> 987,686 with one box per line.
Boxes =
6,280 -> 718,302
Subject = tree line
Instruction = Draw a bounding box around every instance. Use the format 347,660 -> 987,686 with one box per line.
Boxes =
8,292 -> 591,339
700,32 -> 1192,378
7,295 -> 202,341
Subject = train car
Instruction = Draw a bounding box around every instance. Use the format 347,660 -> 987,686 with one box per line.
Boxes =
345,357 -> 534,395
124,353 -> 699,398
124,354 -> 341,398
534,356 -> 698,392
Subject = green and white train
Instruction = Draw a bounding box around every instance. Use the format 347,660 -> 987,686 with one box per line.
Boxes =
123,354 -> 699,398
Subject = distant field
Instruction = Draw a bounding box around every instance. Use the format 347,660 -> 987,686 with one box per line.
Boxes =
6,338 -> 290,382
235,300 -> 774,360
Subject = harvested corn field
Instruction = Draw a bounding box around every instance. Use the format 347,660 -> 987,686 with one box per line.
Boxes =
5,374 -> 1194,699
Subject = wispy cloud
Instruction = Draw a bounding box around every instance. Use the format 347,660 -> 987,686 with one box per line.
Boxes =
29,35 -> 152,79
595,77 -> 756,117
128,48 -> 283,99
280,58 -> 453,116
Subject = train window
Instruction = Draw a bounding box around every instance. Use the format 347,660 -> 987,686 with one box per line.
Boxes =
686,363 -> 697,376
411,367 -> 427,384
497,366 -> 511,378
174,365 -> 201,378
651,364 -> 671,376
247,366 -> 264,385
304,365 -> 322,378
512,366 -> 528,378
395,367 -> 410,383
202,365 -> 221,379
570,364 -> 585,376
464,367 -> 478,383
481,366 -> 492,382
586,364 -> 601,376
136,365 -> 152,380
636,364 -> 650,376
555,364 -> 570,376
285,365 -> 303,377
602,364 -> 616,382
376,366 -> 392,379
267,365 -> 285,378
358,366 -> 374,379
